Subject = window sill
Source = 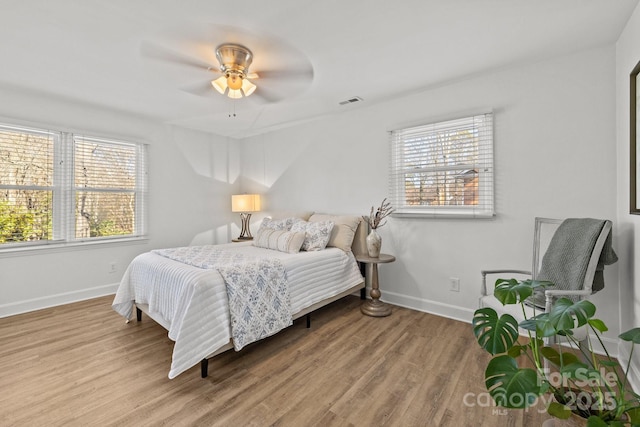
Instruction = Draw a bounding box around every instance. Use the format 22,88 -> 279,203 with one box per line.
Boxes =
0,236 -> 149,257
393,209 -> 496,219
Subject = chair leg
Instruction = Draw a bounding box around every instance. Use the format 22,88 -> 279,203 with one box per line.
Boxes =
543,336 -> 550,372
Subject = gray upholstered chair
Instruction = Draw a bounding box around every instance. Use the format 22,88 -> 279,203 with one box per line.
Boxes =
479,217 -> 616,348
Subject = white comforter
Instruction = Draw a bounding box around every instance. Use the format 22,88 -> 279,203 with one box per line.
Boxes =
112,242 -> 363,378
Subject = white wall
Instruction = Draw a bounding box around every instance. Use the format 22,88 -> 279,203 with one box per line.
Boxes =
0,85 -> 241,316
241,46 -> 620,341
616,2 -> 640,390
0,31 -> 626,368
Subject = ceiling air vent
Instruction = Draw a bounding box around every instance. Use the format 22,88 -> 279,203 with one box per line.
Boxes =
338,96 -> 363,106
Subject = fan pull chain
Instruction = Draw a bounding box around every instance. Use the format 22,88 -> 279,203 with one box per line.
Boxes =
228,98 -> 237,118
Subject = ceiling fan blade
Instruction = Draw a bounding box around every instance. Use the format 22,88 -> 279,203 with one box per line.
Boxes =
140,41 -> 215,72
253,67 -> 314,81
250,87 -> 286,104
180,81 -> 217,97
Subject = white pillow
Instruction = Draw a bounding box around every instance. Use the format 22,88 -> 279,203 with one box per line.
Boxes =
258,217 -> 302,232
252,229 -> 305,254
309,214 -> 361,252
290,220 -> 334,251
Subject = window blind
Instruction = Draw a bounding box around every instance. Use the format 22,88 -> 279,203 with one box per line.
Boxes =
0,122 -> 146,250
389,112 -> 494,218
73,136 -> 144,240
0,125 -> 57,244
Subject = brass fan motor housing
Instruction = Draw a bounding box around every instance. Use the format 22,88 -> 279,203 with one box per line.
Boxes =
215,43 -> 253,78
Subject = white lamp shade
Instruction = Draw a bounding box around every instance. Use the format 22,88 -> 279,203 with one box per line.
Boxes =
211,76 -> 227,94
227,89 -> 243,99
232,194 -> 261,212
242,79 -> 256,96
211,76 -> 256,98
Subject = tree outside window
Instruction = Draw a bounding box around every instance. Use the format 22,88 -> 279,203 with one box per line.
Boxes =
0,124 -> 146,248
390,113 -> 494,218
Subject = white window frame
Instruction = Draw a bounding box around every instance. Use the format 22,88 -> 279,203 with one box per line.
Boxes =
0,122 -> 147,253
389,112 -> 494,218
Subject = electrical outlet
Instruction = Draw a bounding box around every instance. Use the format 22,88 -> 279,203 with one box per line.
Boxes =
449,277 -> 460,292
109,262 -> 117,274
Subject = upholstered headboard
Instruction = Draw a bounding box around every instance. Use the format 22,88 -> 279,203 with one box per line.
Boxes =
268,211 -> 368,257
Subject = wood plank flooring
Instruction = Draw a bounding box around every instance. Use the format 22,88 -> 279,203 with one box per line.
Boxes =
0,296 -> 554,426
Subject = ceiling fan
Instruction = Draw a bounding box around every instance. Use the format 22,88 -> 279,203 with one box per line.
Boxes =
211,43 -> 257,99
140,29 -> 314,104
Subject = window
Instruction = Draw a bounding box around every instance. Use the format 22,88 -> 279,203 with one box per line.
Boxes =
389,112 -> 494,218
0,123 -> 147,250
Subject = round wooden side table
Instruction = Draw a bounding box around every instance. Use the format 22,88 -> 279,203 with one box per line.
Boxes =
355,253 -> 395,317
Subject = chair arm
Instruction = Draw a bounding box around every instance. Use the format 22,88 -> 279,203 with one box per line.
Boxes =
480,269 -> 531,296
543,289 -> 593,312
544,289 -> 592,297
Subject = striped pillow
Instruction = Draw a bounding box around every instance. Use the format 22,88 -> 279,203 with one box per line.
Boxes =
253,228 -> 306,254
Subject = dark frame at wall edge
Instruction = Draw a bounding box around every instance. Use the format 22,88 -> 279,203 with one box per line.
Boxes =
631,60 -> 640,214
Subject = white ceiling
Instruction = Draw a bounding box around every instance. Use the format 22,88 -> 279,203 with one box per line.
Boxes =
0,0 -> 637,138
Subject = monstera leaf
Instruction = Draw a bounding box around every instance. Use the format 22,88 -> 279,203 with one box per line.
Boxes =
588,318 -> 608,334
474,276 -> 640,426
540,346 -> 580,367
484,355 -> 543,408
622,407 -> 640,424
619,327 -> 640,344
519,312 -> 556,337
473,308 -> 519,356
493,278 -> 553,305
547,401 -> 572,420
547,298 -> 596,331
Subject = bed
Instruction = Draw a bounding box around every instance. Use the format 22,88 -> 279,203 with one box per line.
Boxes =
112,213 -> 368,379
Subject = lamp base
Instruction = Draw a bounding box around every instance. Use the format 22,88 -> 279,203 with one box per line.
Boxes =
237,212 -> 253,240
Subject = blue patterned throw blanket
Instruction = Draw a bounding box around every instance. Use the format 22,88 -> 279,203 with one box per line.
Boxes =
153,246 -> 292,351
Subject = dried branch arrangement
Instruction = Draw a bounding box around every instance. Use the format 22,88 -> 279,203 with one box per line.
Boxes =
364,198 -> 394,230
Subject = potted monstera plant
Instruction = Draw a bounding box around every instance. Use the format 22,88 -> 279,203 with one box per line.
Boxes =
473,278 -> 640,426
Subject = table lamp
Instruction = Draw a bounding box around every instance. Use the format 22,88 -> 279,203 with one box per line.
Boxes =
231,194 -> 261,240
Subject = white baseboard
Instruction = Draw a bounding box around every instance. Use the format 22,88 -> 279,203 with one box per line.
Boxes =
618,342 -> 640,393
379,288 -> 620,358
0,283 -> 119,318
380,289 -> 476,324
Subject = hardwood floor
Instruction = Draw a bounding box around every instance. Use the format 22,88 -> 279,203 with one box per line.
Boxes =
0,295 -> 554,426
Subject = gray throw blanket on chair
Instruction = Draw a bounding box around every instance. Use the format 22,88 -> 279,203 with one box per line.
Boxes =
531,218 -> 617,307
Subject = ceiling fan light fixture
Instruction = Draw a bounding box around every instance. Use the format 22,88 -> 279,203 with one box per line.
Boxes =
212,75 -> 227,94
227,89 -> 243,99
211,72 -> 255,98
211,43 -> 257,99
226,72 -> 243,91
241,78 -> 256,96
